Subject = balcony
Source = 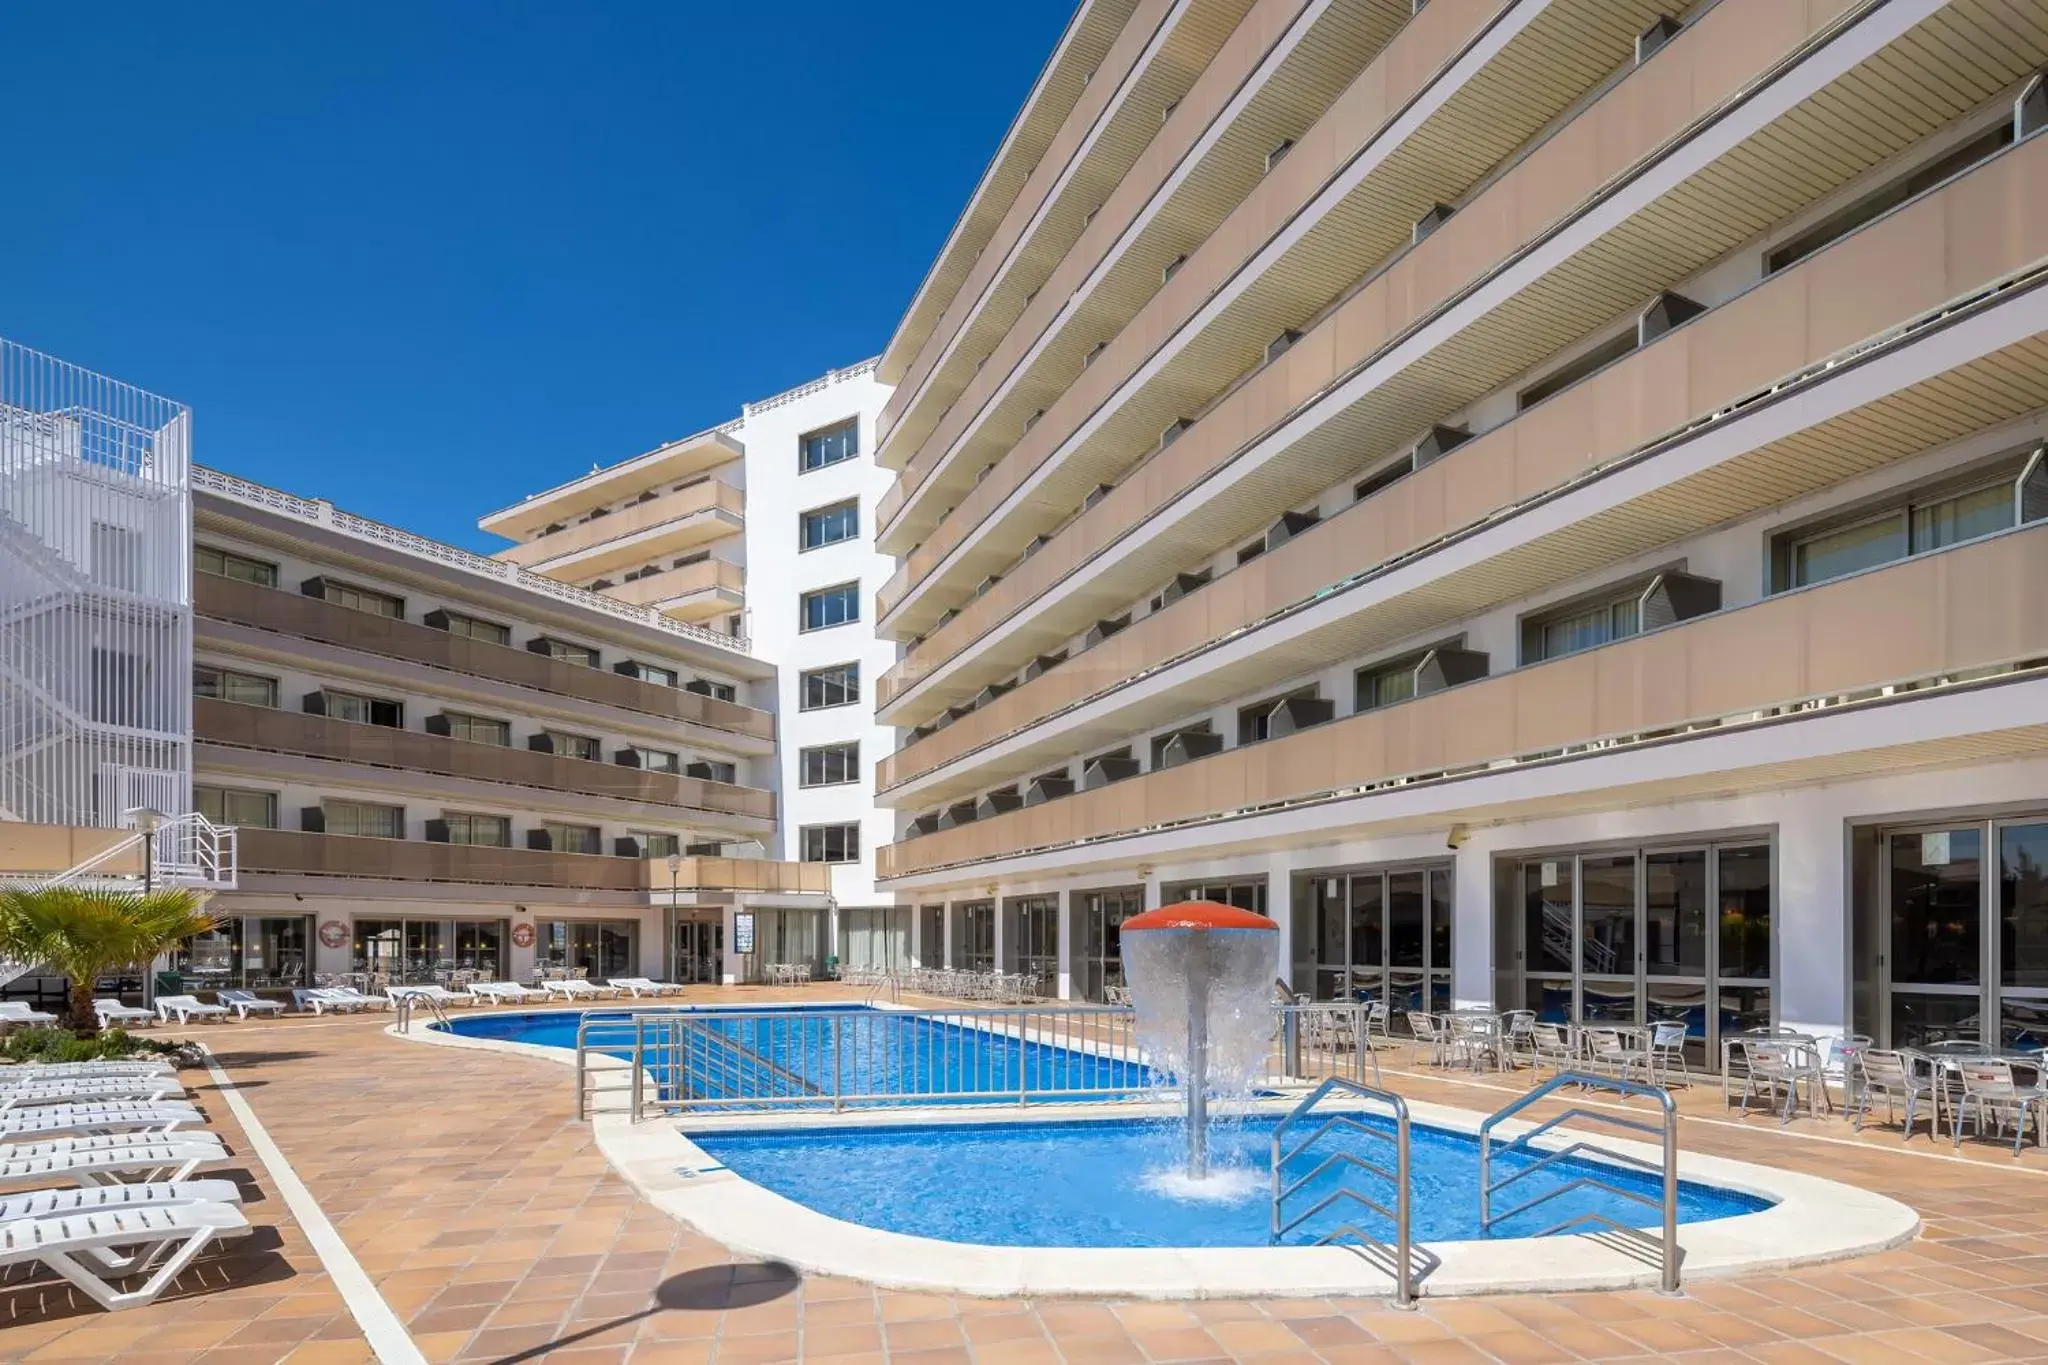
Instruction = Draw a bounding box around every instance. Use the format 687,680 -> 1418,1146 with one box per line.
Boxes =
878,76 -> 2048,718
598,558 -> 746,622
496,478 -> 744,575
477,430 -> 745,543
880,518 -> 2048,878
238,827 -> 829,895
875,134 -> 2048,783
194,572 -> 772,741
195,698 -> 775,824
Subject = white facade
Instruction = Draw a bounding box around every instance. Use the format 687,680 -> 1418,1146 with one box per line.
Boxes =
735,362 -> 900,920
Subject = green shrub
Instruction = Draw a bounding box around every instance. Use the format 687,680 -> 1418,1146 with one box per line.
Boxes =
0,1025 -> 198,1067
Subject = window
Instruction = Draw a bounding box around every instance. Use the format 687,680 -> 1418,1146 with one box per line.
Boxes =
800,742 -> 860,787
325,800 -> 404,839
801,499 -> 860,550
801,663 -> 859,710
1237,689 -> 1317,745
801,582 -> 860,632
800,419 -> 859,472
1355,658 -> 1418,713
801,823 -> 861,863
442,612 -> 510,647
534,638 -> 600,668
1768,122 -> 2013,275
636,831 -> 681,859
693,759 -> 738,784
621,661 -> 678,688
689,677 -> 737,702
443,812 -> 511,847
1525,591 -> 1642,664
444,712 -> 511,746
1518,330 -> 1637,410
546,730 -> 601,761
326,690 -> 404,728
319,579 -> 404,619
544,821 -> 601,855
194,785 -> 277,828
1783,473 -> 2022,590
195,544 -> 277,588
193,666 -> 278,708
632,747 -> 680,773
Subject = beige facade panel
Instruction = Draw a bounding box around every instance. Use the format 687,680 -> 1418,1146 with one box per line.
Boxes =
880,519 -> 2048,878
239,828 -> 827,894
194,572 -> 773,741
876,139 -> 2048,789
879,0 -> 1507,551
880,0 -> 1144,392
478,432 -> 743,542
878,0 -> 2046,719
194,698 -> 776,823
495,479 -> 744,573
0,822 -> 143,877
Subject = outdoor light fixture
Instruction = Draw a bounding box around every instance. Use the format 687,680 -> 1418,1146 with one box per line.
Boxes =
123,806 -> 167,893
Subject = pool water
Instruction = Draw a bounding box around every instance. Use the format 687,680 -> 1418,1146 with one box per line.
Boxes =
692,1115 -> 1771,1248
445,1005 -> 1157,1106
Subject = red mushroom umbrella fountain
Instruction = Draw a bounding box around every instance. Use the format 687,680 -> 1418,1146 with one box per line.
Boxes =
1119,901 -> 1278,1181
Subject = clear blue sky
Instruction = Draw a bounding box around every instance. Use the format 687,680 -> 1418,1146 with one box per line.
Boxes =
1,2 -> 1071,550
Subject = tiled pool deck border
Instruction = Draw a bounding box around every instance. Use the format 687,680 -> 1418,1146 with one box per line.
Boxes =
398,1004 -> 1920,1300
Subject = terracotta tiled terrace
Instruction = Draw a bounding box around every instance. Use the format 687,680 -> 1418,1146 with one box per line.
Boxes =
10,990 -> 2048,1364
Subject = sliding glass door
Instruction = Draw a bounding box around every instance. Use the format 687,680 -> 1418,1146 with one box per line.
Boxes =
1881,818 -> 2048,1048
1295,865 -> 1451,1011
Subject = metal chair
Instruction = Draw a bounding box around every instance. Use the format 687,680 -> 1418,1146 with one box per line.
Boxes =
1530,1021 -> 1576,1073
1405,1011 -> 1448,1067
1363,999 -> 1393,1049
1501,1010 -> 1537,1069
1951,1059 -> 2048,1155
1730,1038 -> 1812,1123
1647,1021 -> 1690,1087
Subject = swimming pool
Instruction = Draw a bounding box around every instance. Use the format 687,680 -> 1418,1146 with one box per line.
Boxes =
442,1005 -> 1157,1106
692,1113 -> 1771,1248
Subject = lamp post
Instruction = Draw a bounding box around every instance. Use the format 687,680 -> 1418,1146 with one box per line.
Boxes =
124,807 -> 166,894
666,853 -> 682,982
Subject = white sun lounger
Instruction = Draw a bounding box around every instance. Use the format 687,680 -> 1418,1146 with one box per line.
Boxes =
0,1077 -> 187,1110
90,999 -> 158,1029
0,1002 -> 59,1027
2,1060 -> 177,1081
540,979 -> 607,1001
290,988 -> 359,1015
0,1178 -> 243,1223
0,1201 -> 251,1310
215,990 -> 285,1020
0,1103 -> 204,1141
154,995 -> 229,1025
318,987 -> 387,1010
0,1135 -> 228,1188
469,981 -> 543,1005
610,977 -> 685,997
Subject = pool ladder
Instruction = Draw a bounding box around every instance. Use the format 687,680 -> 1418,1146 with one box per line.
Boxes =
1270,1076 -> 1433,1307
1479,1073 -> 1682,1293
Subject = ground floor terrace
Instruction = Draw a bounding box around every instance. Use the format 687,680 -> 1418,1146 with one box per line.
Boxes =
14,992 -> 2048,1362
882,753 -> 2048,1064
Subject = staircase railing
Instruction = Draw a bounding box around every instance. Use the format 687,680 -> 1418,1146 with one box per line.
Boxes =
1479,1072 -> 1681,1293
1270,1076 -> 1431,1307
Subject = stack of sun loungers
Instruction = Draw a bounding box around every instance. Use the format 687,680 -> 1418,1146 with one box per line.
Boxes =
0,1057 -> 249,1310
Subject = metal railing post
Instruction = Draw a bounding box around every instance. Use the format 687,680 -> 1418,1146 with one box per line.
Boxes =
631,1014 -> 646,1120
1394,1106 -> 1412,1310
831,1013 -> 843,1113
574,1020 -> 588,1121
1662,1097 -> 1680,1294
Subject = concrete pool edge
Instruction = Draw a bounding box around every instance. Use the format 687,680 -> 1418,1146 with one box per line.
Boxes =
395,1010 -> 1921,1299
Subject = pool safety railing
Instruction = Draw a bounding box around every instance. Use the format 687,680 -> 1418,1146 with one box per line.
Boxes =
1270,1076 -> 1429,1307
573,1005 -> 1154,1118
1479,1072 -> 1682,1293
392,992 -> 449,1035
1275,1001 -> 1382,1089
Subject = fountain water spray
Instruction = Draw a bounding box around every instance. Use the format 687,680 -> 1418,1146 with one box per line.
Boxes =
1119,901 -> 1278,1180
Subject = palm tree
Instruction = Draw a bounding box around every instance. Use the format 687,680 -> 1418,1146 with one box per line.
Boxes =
0,886 -> 218,1037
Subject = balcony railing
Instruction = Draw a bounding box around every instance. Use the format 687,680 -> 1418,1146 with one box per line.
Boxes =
880,519 -> 2048,878
194,464 -> 751,652
195,573 -> 772,743
877,127 -> 2048,717
599,558 -> 746,612
195,698 -> 775,824
238,827 -> 828,894
497,478 -> 745,570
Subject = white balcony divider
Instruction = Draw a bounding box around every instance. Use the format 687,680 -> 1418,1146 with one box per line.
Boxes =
0,337 -> 193,829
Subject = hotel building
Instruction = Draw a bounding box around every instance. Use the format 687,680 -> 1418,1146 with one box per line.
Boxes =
478,362 -> 904,974
871,0 -> 2048,1058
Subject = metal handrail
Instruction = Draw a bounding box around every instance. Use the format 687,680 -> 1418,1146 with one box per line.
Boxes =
1478,1072 -> 1681,1293
1270,1076 -> 1428,1307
